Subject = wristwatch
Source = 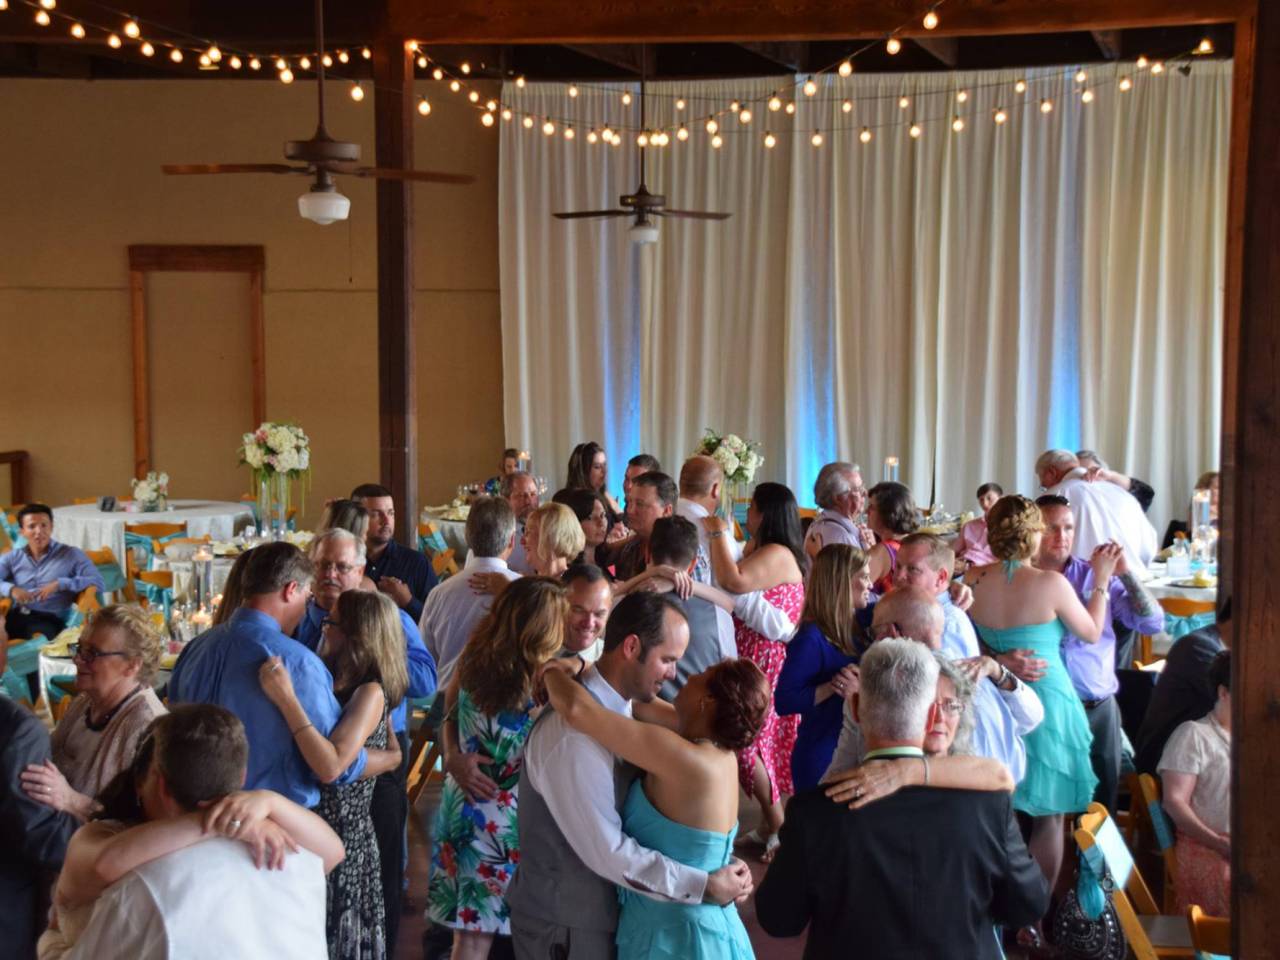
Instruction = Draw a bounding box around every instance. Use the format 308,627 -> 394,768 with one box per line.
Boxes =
996,663 -> 1015,689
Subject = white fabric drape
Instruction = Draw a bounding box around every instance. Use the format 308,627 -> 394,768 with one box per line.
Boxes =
499,64 -> 1230,535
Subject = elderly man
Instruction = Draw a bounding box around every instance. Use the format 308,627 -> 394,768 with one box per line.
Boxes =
297,527 -> 435,952
675,454 -> 741,584
1076,449 -> 1156,514
351,483 -> 438,622
804,461 -> 871,560
758,638 -> 1048,959
892,533 -> 980,659
1034,449 -> 1158,574
0,504 -> 104,642
824,587 -> 1043,784
503,471 -> 541,575
597,471 -> 677,581
1007,495 -> 1163,812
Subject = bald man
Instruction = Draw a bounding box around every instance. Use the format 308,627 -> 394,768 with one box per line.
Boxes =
822,587 -> 1043,784
675,455 -> 743,585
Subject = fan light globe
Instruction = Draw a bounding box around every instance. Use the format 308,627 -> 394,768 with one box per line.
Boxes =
630,221 -> 659,244
298,188 -> 351,226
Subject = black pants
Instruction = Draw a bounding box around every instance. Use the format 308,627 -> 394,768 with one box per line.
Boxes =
1083,695 -> 1123,815
371,727 -> 410,954
5,608 -> 67,642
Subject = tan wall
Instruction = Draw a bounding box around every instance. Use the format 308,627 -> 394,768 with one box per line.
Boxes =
0,77 -> 503,526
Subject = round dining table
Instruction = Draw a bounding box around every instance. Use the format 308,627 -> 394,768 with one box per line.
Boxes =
52,500 -> 256,568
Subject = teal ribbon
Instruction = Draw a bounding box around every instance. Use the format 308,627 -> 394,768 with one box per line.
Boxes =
133,578 -> 174,622
95,557 -> 128,594
1076,845 -> 1108,920
1148,799 -> 1176,851
124,529 -> 183,572
1164,610 -> 1216,641
418,527 -> 448,556
1002,558 -> 1022,583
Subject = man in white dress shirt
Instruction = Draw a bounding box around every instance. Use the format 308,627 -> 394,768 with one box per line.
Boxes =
562,563 -> 613,665
1035,449 -> 1158,575
893,533 -> 980,659
69,705 -> 331,960
418,496 -> 520,690
507,592 -> 753,959
675,455 -> 741,585
803,461 -> 871,560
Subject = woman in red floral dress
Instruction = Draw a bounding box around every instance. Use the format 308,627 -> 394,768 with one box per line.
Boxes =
703,482 -> 807,862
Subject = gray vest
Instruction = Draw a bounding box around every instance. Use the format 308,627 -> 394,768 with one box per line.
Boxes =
506,690 -> 638,933
660,595 -> 726,702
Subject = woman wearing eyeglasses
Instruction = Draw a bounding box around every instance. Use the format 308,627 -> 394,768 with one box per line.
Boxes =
19,604 -> 168,822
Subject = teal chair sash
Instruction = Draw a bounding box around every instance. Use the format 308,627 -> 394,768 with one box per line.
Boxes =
94,557 -> 128,595
123,529 -> 184,574
1,667 -> 28,701
1147,798 -> 1176,851
133,578 -> 174,623
418,527 -> 449,556
1075,844 -> 1109,921
1165,610 -> 1216,642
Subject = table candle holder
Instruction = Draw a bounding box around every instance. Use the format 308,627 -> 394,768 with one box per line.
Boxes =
192,544 -> 214,610
883,456 -> 900,483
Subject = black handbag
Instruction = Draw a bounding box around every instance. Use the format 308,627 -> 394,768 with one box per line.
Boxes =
1051,859 -> 1128,960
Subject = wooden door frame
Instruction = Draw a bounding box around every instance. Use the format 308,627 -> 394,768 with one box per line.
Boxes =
126,244 -> 266,478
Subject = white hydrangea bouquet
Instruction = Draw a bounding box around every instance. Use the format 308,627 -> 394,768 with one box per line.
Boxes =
241,422 -> 311,533
693,429 -> 764,486
130,471 -> 169,512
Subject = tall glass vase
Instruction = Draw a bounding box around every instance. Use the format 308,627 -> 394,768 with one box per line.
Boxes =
271,472 -> 290,541
257,477 -> 271,538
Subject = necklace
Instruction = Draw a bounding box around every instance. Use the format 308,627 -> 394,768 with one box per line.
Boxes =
86,684 -> 145,732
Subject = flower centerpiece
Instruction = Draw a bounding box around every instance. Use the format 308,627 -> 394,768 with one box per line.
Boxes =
692,429 -> 764,516
130,471 -> 169,512
240,422 -> 311,538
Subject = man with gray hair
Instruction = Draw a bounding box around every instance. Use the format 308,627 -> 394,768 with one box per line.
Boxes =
757,637 -> 1047,958
503,471 -> 541,575
1035,448 -> 1158,574
1075,449 -> 1156,514
804,461 -> 872,561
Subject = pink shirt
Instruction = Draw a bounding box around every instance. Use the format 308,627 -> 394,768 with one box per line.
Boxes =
955,517 -> 997,566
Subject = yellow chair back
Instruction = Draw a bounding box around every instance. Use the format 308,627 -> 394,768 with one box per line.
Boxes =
1186,905 -> 1230,955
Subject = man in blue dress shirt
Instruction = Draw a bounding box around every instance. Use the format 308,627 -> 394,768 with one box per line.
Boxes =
0,504 -> 104,642
169,542 -> 396,809
350,483 -> 438,623
297,526 -> 436,952
893,533 -> 981,660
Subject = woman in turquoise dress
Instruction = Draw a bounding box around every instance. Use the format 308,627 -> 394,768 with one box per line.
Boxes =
543,657 -> 769,960
964,496 -> 1118,914
428,577 -> 568,960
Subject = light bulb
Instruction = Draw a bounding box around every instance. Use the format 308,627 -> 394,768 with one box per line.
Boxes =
1081,89 -> 1094,103
1197,38 -> 1213,54
229,55 -> 242,69
321,54 -> 332,67
621,92 -> 632,105
630,220 -> 658,244
587,129 -> 598,143
449,79 -> 461,92
107,33 -> 122,48
1136,55 -> 1149,69
169,48 -> 183,63
705,117 -> 718,134
785,102 -> 795,115
430,67 -> 442,80
764,132 -> 777,148
1040,98 -> 1053,113
909,122 -> 922,138
899,95 -> 910,109
768,95 -> 782,111
207,46 -> 221,62
1075,69 -> 1087,83
486,99 -> 497,111
636,132 -> 648,147
361,47 -> 371,59
842,99 -> 853,113
811,131 -> 823,147
416,55 -> 427,68
711,134 -> 723,149
501,108 -> 512,121
956,89 -> 968,103
481,112 -> 495,127
611,135 -> 621,147
676,124 -> 689,141
859,127 -> 872,143
676,98 -> 686,110
994,108 -> 1008,124
1150,61 -> 1164,74
468,90 -> 480,102
564,125 -> 575,139
70,23 -> 85,38
249,57 -> 261,70
601,125 -> 613,141
350,84 -> 364,101
275,56 -> 287,70
124,20 -> 140,38
278,66 -> 292,82
838,60 -> 853,77
460,61 -> 470,74
298,186 -> 350,226
739,108 -> 752,123
407,41 -> 419,52
951,116 -> 964,132
803,79 -> 817,96
1119,76 -> 1132,91
886,37 -> 901,55
140,41 -> 154,57
568,84 -> 578,98
730,99 -> 741,112
1014,79 -> 1027,93
35,10 -> 51,25
338,50 -> 349,64
199,53 -> 211,67
923,9 -> 939,29
298,56 -> 311,70
515,75 -> 525,87
418,98 -> 432,116
39,0 -> 55,8
543,119 -> 555,135
522,115 -> 534,129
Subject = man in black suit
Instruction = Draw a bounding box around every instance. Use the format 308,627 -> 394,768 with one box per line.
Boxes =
0,640 -> 78,959
756,638 -> 1048,959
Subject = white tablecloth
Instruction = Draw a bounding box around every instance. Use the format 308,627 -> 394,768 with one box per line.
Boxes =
52,500 -> 255,568
1140,562 -> 1218,604
151,556 -> 237,602
423,515 -> 469,558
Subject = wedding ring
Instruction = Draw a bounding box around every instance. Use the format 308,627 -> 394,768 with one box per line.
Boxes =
854,787 -> 863,799
230,819 -> 242,831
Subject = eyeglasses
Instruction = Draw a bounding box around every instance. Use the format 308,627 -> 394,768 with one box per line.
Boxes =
70,643 -> 132,664
935,699 -> 966,717
316,561 -> 358,575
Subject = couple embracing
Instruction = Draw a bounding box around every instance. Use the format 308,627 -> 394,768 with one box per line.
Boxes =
508,591 -> 765,959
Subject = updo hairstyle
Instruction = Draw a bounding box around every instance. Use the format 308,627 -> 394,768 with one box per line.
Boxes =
704,658 -> 771,752
985,494 -> 1045,562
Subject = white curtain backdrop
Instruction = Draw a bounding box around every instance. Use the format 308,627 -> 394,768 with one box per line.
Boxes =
499,63 -> 1230,535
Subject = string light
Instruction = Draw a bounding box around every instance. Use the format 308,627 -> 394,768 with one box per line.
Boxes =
711,134 -> 723,148
1075,69 -> 1087,83
611,134 -> 622,148
432,68 -> 444,80
39,0 -> 56,8
1014,79 -> 1027,93
811,130 -> 823,147
886,37 -> 901,55
249,57 -> 261,70
299,56 -> 311,70
460,61 -> 471,74
1119,76 -> 1132,91
994,107 -> 1008,124
468,90 -> 480,102
923,9 -> 939,30
361,47 -> 371,59
956,90 -> 968,103
1040,98 -> 1053,113
587,129 -> 598,143
350,83 -> 364,101
768,95 -> 782,111
564,125 -> 575,139
859,127 -> 872,143
601,125 -> 614,141
1136,55 -> 1149,69
785,102 -> 796,115
123,20 -> 140,38
764,132 -> 777,148
35,10 -> 51,25
169,48 -> 183,63
730,100 -> 741,112
140,41 -> 154,57
107,33 -> 122,48
705,117 -> 719,134
951,115 -> 964,132
69,22 -> 85,37
417,55 -> 427,68
407,40 -> 419,52
676,124 -> 689,141
275,57 -> 287,70
899,96 -> 910,109
621,92 -> 632,105
337,50 -> 349,64
1150,61 -> 1165,74
1197,38 -> 1214,54
207,46 -> 221,63
838,60 -> 853,77
228,55 -> 242,69
278,65 -> 293,82
1081,89 -> 1094,103
636,132 -> 648,147
803,79 -> 818,96
515,75 -> 525,88
486,99 -> 497,111
321,54 -> 332,67
568,84 -> 578,97
739,108 -> 752,123
676,98 -> 686,110
449,79 -> 461,92
418,98 -> 432,116
842,99 -> 853,113
199,53 -> 211,67
501,107 -> 512,121
909,122 -> 922,138
480,111 -> 495,127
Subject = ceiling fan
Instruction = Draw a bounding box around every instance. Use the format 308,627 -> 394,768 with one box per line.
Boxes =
553,49 -> 730,244
160,0 -> 474,225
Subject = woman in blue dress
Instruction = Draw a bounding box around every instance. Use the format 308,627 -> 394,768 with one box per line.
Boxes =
774,543 -> 874,792
543,658 -> 769,960
964,495 -> 1118,903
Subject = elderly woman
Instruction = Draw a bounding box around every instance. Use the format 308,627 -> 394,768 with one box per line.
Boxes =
20,604 -> 167,822
803,462 -> 870,561
469,503 -> 586,597
865,482 -> 920,592
1158,649 -> 1231,916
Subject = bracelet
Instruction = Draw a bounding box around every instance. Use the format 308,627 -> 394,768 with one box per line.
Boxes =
290,721 -> 314,738
920,755 -> 930,787
707,530 -> 727,540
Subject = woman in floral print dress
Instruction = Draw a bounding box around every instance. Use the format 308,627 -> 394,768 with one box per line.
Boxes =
428,577 -> 569,960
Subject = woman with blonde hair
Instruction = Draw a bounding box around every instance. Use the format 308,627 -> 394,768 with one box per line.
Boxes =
964,494 -> 1118,935
523,502 -> 586,578
428,577 -> 569,960
21,604 -> 168,822
259,589 -> 408,960
774,544 -> 872,792
210,549 -> 252,627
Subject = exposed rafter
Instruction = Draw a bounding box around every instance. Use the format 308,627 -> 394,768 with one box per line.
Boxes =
912,36 -> 959,66
733,41 -> 807,71
1091,29 -> 1123,59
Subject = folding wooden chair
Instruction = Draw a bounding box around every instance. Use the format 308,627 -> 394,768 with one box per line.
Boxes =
1131,773 -> 1180,913
1075,802 -> 1194,958
1186,905 -> 1230,958
418,522 -> 459,580
123,521 -> 188,579
406,697 -> 444,804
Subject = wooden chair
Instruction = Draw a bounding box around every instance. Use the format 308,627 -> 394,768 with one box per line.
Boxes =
418,523 -> 459,580
134,570 -> 175,622
1138,597 -> 1216,664
153,535 -> 212,561
85,546 -> 133,602
1186,905 -> 1230,957
1075,802 -> 1194,958
48,675 -> 79,723
123,521 -> 188,579
405,698 -> 444,804
1131,773 -> 1180,913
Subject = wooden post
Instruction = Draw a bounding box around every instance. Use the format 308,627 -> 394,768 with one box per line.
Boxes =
373,33 -> 418,544
129,268 -> 150,478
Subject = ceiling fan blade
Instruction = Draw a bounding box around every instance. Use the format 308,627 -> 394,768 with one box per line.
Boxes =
553,210 -> 631,220
162,163 -> 307,175
655,209 -> 732,220
345,167 -> 475,185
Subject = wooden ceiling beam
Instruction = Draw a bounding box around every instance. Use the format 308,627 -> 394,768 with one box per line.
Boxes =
389,0 -> 1249,44
1091,29 -> 1123,59
912,35 -> 959,66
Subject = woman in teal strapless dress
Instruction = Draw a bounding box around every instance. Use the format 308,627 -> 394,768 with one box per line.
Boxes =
543,658 -> 769,959
965,496 -> 1118,902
